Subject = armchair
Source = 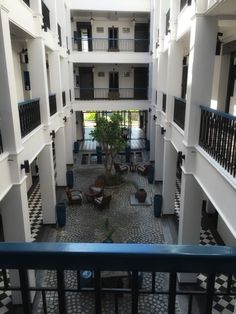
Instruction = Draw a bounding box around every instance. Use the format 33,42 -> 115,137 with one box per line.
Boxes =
94,194 -> 112,210
65,187 -> 82,205
114,162 -> 129,175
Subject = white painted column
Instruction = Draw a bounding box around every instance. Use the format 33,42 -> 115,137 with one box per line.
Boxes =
48,51 -> 63,111
162,139 -> 177,214
54,127 -> 67,186
1,181 -> 36,303
178,173 -> 202,282
64,116 -> 73,165
0,7 -> 22,153
184,16 -> 218,146
28,38 -> 50,124
37,144 -> 56,224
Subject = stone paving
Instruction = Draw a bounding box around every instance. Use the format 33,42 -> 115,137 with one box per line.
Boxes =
35,165 -> 180,314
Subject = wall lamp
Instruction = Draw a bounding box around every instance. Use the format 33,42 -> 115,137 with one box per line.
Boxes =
149,108 -> 152,112
161,127 -> 166,135
63,116 -> 67,123
177,151 -> 185,166
70,109 -> 74,114
50,130 -> 55,139
41,24 -> 47,32
21,160 -> 30,173
153,115 -> 157,121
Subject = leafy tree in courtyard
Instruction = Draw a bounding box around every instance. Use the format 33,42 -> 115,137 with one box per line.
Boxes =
90,113 -> 126,175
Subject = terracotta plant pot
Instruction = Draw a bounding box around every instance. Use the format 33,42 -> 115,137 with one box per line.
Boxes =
135,189 -> 147,203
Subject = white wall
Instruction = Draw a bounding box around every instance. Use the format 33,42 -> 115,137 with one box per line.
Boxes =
217,216 -> 236,245
11,41 -> 25,102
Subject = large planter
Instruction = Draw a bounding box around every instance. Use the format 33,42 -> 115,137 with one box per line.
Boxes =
147,165 -> 154,184
135,189 -> 147,203
66,170 -> 74,189
56,202 -> 66,227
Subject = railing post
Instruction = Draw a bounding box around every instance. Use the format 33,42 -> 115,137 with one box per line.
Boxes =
168,272 -> 177,314
19,269 -> 32,314
205,273 -> 215,314
131,271 -> 139,314
57,270 -> 66,314
94,271 -> 102,314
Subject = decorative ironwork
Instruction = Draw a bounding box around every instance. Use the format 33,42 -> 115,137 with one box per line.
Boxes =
199,106 -> 236,177
18,98 -> 41,137
0,129 -> 3,154
41,1 -> 50,30
173,97 -> 186,130
162,93 -> 166,112
74,88 -> 148,100
62,91 -> 66,107
0,243 -> 235,314
49,94 -> 57,116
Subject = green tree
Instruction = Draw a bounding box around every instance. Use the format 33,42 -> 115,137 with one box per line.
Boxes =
90,113 -> 126,175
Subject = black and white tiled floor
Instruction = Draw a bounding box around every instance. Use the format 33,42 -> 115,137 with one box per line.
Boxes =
0,183 -> 43,313
174,177 -> 236,313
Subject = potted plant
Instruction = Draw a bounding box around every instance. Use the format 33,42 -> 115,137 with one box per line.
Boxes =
101,218 -> 119,243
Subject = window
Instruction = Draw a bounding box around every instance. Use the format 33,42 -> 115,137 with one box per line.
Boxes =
23,71 -> 31,91
109,72 -> 119,92
180,0 -> 192,12
181,56 -> 188,99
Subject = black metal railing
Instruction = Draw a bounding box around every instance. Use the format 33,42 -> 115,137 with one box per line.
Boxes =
49,94 -> 57,116
162,93 -> 166,113
180,0 -> 192,11
18,99 -> 41,137
0,129 -> 3,154
41,1 -> 50,30
57,24 -> 62,46
62,91 -> 66,107
199,106 -> 236,177
72,38 -> 149,52
173,97 -> 186,130
74,88 -> 148,100
23,0 -> 30,6
165,9 -> 170,35
0,243 -> 235,314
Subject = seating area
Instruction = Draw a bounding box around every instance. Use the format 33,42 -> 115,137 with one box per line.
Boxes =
114,162 -> 129,174
64,187 -> 82,205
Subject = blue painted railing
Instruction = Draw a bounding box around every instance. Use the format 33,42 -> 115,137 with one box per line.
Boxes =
18,98 -> 41,137
0,243 -> 235,313
199,105 -> 236,177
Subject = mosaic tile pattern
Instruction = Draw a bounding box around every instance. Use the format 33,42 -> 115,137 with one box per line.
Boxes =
35,167 -> 181,313
28,183 -> 43,241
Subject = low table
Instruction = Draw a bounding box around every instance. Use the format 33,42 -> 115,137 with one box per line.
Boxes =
130,194 -> 152,206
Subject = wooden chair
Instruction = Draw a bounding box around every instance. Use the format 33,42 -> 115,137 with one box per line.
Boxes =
136,164 -> 149,176
65,187 -> 82,205
94,194 -> 112,210
85,186 -> 104,203
114,162 -> 129,175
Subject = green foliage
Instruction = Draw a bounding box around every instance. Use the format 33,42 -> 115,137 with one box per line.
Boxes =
90,113 -> 126,174
84,112 -> 96,121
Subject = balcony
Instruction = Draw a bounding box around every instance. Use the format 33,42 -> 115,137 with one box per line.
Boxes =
199,106 -> 236,177
0,242 -> 235,313
173,97 -> 186,130
41,1 -> 50,31
49,94 -> 57,116
62,91 -> 66,107
18,98 -> 41,137
74,88 -> 148,100
72,38 -> 149,52
0,129 -> 3,154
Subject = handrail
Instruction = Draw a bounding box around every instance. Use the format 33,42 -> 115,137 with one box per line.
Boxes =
18,98 -> 40,106
72,37 -> 149,41
0,243 -> 235,272
200,105 -> 236,121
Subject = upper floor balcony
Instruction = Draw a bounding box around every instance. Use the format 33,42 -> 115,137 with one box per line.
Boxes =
0,242 -> 235,314
70,11 -> 150,64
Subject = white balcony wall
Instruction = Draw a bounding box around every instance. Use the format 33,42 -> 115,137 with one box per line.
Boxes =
195,146 -> 236,239
2,0 -> 37,37
170,123 -> 184,153
0,154 -> 12,201
176,6 -> 193,40
12,41 -> 25,103
73,99 -> 150,111
69,0 -> 151,13
70,52 -> 150,64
